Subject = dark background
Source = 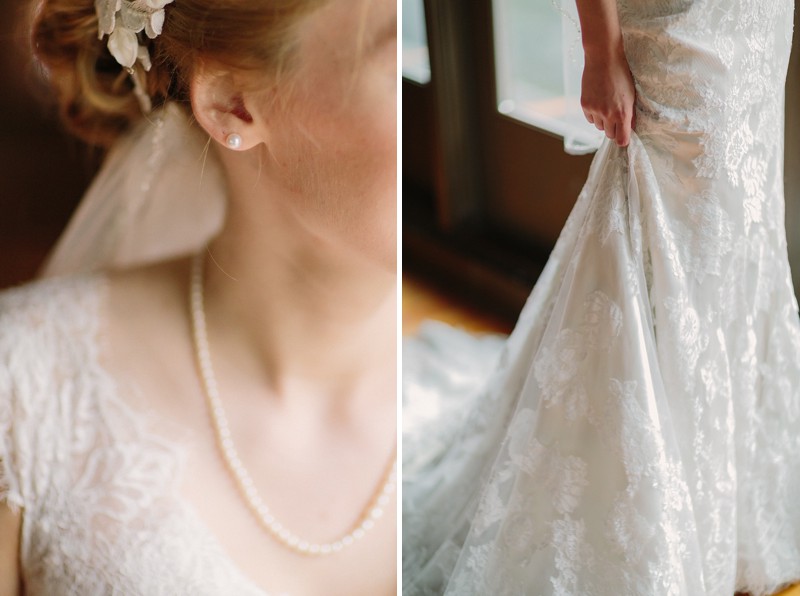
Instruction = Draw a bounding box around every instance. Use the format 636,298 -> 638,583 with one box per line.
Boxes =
0,1 -> 100,289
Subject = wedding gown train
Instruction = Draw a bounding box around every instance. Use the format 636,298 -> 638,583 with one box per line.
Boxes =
403,1 -> 800,594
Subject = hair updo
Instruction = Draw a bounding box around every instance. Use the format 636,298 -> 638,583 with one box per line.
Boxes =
31,0 -> 325,147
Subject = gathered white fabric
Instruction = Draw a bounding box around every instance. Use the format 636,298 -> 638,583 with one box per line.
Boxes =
403,1 -> 800,594
41,102 -> 226,277
0,276 -> 272,595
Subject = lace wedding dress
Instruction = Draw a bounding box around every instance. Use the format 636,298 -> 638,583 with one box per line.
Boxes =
0,277 -> 281,595
403,1 -> 800,594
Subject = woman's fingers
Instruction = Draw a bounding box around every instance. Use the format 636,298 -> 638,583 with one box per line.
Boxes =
606,121 -> 617,141
616,120 -> 630,146
584,107 -> 635,147
623,104 -> 637,146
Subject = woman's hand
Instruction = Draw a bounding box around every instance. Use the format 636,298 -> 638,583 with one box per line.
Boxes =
581,46 -> 637,147
574,0 -> 636,148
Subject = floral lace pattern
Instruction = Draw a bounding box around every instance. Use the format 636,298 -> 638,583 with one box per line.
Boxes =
0,276 -> 270,595
403,1 -> 800,594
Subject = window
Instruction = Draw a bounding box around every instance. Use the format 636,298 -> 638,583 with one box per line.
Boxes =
402,0 -> 596,321
402,0 -> 431,84
493,0 -> 602,154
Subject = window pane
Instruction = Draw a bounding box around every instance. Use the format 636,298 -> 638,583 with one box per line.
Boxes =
402,0 -> 431,84
493,0 -> 602,153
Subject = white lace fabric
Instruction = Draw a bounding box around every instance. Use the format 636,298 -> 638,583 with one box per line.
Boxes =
403,1 -> 800,594
0,275 -> 269,595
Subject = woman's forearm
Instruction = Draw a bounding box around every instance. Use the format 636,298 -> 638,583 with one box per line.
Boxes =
574,0 -> 625,59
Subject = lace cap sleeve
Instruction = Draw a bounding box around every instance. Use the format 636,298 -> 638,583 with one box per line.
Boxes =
0,275 -> 102,512
0,327 -> 22,512
0,285 -> 39,512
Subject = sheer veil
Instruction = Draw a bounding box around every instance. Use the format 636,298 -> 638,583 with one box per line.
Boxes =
40,102 -> 227,277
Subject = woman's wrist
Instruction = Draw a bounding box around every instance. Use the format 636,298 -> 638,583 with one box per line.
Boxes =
582,36 -> 626,65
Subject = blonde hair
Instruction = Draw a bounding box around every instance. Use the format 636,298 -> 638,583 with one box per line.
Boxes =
31,0 -> 325,147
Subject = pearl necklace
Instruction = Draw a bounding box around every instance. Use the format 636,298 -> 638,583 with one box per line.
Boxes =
189,253 -> 397,556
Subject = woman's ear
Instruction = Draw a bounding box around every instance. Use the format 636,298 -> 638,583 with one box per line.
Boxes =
190,66 -> 261,151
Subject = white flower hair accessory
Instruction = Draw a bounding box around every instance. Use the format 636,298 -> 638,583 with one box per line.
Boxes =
95,0 -> 175,112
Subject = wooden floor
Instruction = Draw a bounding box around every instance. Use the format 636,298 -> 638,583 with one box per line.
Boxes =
403,272 -> 800,596
402,275 -> 513,337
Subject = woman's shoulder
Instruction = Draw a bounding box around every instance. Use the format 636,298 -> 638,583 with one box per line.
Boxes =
0,270 -> 103,312
0,272 -> 106,362
0,258 -> 188,362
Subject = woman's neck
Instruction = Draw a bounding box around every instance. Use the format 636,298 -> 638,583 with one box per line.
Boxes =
201,174 -> 396,415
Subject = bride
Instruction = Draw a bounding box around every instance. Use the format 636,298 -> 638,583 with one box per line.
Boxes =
403,0 -> 800,594
0,0 -> 396,594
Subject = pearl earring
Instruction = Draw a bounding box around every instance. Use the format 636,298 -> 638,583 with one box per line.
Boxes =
225,133 -> 243,150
